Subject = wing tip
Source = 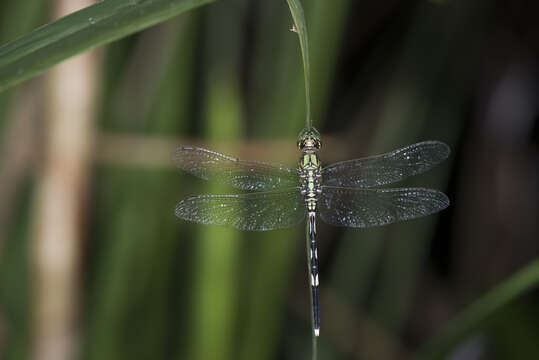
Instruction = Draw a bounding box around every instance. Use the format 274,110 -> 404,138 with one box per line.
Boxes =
424,188 -> 450,211
172,145 -> 203,168
420,140 -> 451,161
436,192 -> 450,210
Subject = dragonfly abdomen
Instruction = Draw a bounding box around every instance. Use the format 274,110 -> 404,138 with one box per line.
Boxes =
308,211 -> 320,336
298,139 -> 322,337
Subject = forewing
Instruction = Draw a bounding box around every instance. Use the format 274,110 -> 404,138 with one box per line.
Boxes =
175,188 -> 306,231
173,146 -> 298,191
322,141 -> 450,188
319,186 -> 449,228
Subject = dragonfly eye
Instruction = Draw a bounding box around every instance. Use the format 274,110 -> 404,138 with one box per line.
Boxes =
297,128 -> 322,150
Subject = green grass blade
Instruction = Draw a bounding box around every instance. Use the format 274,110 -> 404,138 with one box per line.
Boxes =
0,0 -> 214,92
286,0 -> 311,129
185,4 -> 244,359
416,260 -> 539,360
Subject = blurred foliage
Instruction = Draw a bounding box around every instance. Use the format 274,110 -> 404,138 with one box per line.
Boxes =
0,0 -> 214,91
1,0 -> 539,360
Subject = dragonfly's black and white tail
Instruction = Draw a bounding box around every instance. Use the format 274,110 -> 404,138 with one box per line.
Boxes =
308,212 -> 320,336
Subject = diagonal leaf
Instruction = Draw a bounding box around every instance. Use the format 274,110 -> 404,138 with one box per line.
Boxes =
0,0 -> 215,92
416,260 -> 539,360
286,0 -> 311,129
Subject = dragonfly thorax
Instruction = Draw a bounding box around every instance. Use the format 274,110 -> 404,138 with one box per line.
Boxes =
299,151 -> 322,212
297,128 -> 323,211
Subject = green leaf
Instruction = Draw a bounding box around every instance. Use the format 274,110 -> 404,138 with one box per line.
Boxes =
416,260 -> 539,360
0,0 -> 215,92
286,0 -> 311,129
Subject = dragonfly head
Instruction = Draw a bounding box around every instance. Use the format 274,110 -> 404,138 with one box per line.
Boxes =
297,128 -> 321,152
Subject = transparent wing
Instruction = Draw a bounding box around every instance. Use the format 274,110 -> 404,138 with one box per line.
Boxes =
172,146 -> 298,191
175,188 -> 306,231
318,186 -> 449,228
322,141 -> 450,188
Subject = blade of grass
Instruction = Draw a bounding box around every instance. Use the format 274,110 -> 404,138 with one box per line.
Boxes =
286,0 -> 311,129
0,0 -> 44,148
0,0 -> 215,92
416,260 -> 539,360
238,228 -> 300,360
188,84 -> 243,360
85,16 -> 197,359
186,3 -> 244,359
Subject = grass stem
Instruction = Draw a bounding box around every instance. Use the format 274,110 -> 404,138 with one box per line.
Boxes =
286,0 -> 311,130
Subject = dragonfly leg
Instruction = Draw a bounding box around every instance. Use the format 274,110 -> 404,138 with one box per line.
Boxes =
308,212 -> 320,336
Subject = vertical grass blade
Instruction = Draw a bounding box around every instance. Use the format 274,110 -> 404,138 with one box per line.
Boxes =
286,0 -> 311,129
186,3 -> 244,359
85,16 -> 197,359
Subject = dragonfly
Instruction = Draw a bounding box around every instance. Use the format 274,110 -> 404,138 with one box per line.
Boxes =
173,128 -> 450,337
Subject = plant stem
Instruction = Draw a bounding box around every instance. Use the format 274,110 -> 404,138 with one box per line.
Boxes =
312,331 -> 318,360
286,0 -> 311,130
